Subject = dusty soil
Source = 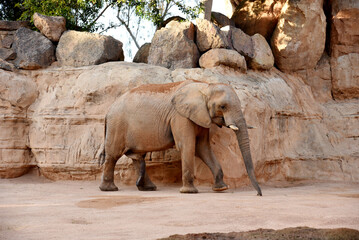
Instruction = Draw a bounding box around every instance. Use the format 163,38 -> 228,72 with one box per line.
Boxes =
1,174 -> 359,240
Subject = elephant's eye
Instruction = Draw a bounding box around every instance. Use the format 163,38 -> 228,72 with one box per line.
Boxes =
220,105 -> 226,110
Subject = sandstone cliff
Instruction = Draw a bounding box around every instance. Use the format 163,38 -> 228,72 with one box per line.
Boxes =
1,62 -> 358,187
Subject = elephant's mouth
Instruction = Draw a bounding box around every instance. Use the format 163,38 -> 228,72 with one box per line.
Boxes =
212,116 -> 225,128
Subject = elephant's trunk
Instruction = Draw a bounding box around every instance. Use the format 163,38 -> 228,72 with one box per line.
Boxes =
234,116 -> 262,196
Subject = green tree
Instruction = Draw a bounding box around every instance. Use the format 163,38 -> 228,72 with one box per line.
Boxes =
109,0 -> 201,52
15,0 -> 106,32
0,0 -> 24,20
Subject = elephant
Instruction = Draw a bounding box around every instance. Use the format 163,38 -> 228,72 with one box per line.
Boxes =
99,80 -> 262,196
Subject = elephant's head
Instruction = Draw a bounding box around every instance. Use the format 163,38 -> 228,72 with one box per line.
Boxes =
172,81 -> 262,196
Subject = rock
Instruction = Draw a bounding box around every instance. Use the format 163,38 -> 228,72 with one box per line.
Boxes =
0,59 -> 16,71
0,31 -> 15,48
271,0 -> 326,71
330,8 -> 359,57
224,27 -> 273,70
0,69 -> 38,178
329,0 -> 359,16
0,20 -> 29,30
195,18 -> 229,52
231,0 -> 285,40
133,43 -> 151,63
211,11 -> 234,28
296,53 -> 332,103
329,1 -> 359,99
331,53 -> 359,100
12,27 -> 55,70
33,12 -> 66,42
249,34 -> 274,70
230,26 -> 254,59
199,48 -> 247,72
0,48 -> 16,60
56,30 -> 124,67
148,21 -> 199,70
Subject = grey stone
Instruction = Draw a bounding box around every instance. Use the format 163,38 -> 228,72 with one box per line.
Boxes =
133,43 -> 151,63
12,27 -> 55,70
0,59 -> 16,71
0,48 -> 16,60
195,18 -> 229,52
0,20 -> 29,31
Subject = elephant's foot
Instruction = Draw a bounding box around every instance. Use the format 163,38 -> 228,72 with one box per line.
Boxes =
137,184 -> 157,191
180,185 -> 198,194
136,176 -> 157,191
99,181 -> 119,191
212,182 -> 229,192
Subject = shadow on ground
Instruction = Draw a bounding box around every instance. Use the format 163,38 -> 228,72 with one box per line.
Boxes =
160,227 -> 359,240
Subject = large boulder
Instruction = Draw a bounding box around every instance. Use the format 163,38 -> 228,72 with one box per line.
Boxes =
195,18 -> 229,52
271,0 -> 326,71
329,1 -> 359,99
223,26 -> 273,70
148,21 -> 199,70
199,48 -> 247,72
33,12 -> 66,42
297,54 -> 332,103
249,34 -> 274,70
211,11 -> 234,28
12,27 -> 55,70
230,26 -> 254,60
56,30 -> 124,67
231,0 -> 285,40
331,53 -> 359,100
0,20 -> 29,31
133,43 -> 151,64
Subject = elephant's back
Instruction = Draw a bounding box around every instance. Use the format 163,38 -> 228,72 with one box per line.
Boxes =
129,81 -> 184,94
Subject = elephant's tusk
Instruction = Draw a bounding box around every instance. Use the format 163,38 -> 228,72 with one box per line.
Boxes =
228,125 -> 239,131
247,125 -> 256,129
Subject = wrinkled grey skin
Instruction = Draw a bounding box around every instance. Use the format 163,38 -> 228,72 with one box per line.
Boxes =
99,80 -> 262,196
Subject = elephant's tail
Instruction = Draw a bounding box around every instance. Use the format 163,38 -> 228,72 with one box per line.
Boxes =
98,148 -> 105,166
98,116 -> 107,166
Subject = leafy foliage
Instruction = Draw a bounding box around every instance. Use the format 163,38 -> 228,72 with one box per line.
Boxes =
15,0 -> 105,32
115,0 -> 201,28
0,0 -> 24,20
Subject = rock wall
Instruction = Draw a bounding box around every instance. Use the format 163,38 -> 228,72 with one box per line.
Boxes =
1,62 -> 358,187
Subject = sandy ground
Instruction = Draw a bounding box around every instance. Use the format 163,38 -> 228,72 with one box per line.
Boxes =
1,174 -> 358,240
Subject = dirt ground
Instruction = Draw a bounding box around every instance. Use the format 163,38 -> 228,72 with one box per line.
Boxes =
1,174 -> 359,240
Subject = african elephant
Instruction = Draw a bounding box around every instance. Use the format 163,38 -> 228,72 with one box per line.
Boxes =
99,80 -> 262,195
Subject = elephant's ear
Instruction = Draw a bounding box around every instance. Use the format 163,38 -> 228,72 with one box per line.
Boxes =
171,82 -> 212,128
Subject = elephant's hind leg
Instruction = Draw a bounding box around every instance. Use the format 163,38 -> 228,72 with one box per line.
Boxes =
131,154 -> 157,191
99,154 -> 119,191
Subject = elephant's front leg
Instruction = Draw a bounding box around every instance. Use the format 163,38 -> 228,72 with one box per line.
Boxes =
172,116 -> 198,193
196,130 -> 228,192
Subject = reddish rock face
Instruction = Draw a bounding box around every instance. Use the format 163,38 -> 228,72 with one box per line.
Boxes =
329,2 -> 359,100
231,0 -> 285,41
1,62 -> 358,187
271,0 -> 326,72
